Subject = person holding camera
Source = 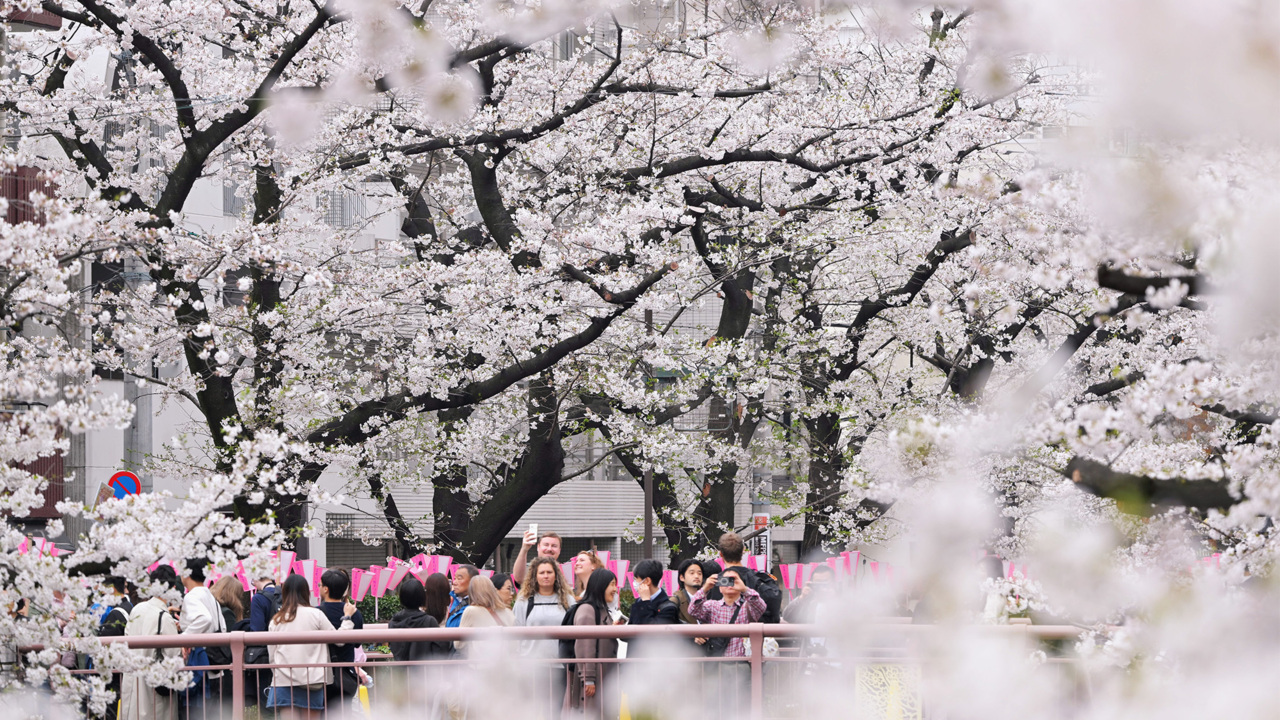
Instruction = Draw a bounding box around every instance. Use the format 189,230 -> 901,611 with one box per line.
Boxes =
687,568 -> 766,658
782,564 -> 837,659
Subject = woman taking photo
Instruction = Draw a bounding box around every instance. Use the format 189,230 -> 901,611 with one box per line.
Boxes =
454,576 -> 515,655
565,568 -> 619,718
266,575 -> 340,717
516,557 -> 574,719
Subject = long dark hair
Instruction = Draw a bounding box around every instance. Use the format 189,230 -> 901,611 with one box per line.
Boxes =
273,574 -> 312,626
423,572 -> 451,624
582,568 -> 617,623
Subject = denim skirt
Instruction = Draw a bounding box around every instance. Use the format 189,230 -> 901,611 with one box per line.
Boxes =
265,685 -> 327,710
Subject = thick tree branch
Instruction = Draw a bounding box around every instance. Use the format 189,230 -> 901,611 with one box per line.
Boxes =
1097,265 -> 1214,297
1064,456 -> 1237,513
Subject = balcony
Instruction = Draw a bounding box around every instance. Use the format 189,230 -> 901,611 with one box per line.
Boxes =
14,452 -> 65,519
1,8 -> 62,30
1,166 -> 55,225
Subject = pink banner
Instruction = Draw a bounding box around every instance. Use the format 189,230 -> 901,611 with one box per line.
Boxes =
408,554 -> 429,575
373,567 -> 396,598
389,564 -> 411,591
293,559 -> 319,597
275,550 -> 296,582
350,568 -> 368,601
433,556 -> 452,576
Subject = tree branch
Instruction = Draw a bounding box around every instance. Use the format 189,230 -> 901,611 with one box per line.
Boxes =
1064,456 -> 1236,513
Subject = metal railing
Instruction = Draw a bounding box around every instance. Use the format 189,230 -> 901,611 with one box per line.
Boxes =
41,622 -> 1084,720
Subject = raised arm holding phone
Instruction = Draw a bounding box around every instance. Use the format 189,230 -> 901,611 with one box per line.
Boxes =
511,525 -> 562,585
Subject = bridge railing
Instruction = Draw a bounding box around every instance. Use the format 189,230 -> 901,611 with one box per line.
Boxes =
40,622 -> 1084,720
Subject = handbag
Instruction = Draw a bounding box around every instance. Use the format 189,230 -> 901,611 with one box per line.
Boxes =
704,603 -> 743,657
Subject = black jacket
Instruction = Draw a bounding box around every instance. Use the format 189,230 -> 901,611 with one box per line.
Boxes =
626,589 -> 681,658
628,589 -> 679,626
388,609 -> 451,662
318,601 -> 364,664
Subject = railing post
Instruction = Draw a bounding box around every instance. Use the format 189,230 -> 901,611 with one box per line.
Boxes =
749,623 -> 764,720
229,631 -> 245,720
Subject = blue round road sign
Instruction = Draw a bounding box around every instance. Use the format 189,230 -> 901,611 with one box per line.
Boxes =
108,470 -> 140,499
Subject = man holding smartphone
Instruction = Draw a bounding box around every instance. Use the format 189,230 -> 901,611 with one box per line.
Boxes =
511,524 -> 563,586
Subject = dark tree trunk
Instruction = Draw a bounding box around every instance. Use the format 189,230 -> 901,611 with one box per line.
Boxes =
801,412 -> 843,557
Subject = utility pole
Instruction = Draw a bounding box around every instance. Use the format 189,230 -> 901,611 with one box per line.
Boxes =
122,256 -> 153,492
643,308 -> 654,559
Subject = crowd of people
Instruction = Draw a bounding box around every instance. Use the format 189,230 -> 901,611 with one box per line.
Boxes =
21,530 -> 806,720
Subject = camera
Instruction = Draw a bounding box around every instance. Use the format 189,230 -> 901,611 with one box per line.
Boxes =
717,575 -> 735,588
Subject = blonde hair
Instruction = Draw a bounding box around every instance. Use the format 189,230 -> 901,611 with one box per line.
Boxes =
573,551 -> 605,598
466,576 -> 504,622
517,556 -> 573,609
211,576 -> 246,622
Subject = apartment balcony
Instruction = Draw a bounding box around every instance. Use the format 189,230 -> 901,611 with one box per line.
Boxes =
12,452 -> 65,519
2,8 -> 62,30
1,166 -> 54,225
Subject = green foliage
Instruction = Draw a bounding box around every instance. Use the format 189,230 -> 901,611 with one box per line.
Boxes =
356,592 -> 402,623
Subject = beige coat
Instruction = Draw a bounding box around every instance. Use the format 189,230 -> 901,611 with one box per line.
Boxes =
454,605 -> 515,655
120,598 -> 180,720
268,606 -> 334,688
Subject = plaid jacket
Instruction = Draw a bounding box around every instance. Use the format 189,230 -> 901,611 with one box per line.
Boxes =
688,587 -> 766,657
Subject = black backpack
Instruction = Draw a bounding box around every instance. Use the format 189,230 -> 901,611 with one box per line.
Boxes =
204,595 -> 233,667
245,587 -> 281,665
558,602 -> 603,671
751,570 -> 783,624
558,603 -> 583,661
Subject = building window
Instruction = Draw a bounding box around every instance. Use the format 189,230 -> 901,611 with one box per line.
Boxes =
320,191 -> 366,228
223,182 -> 246,217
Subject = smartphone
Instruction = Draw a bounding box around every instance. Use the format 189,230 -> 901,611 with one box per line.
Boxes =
528,523 -> 538,538
717,575 -> 735,588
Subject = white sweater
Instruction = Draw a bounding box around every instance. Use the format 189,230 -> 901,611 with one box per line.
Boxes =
268,606 -> 334,688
